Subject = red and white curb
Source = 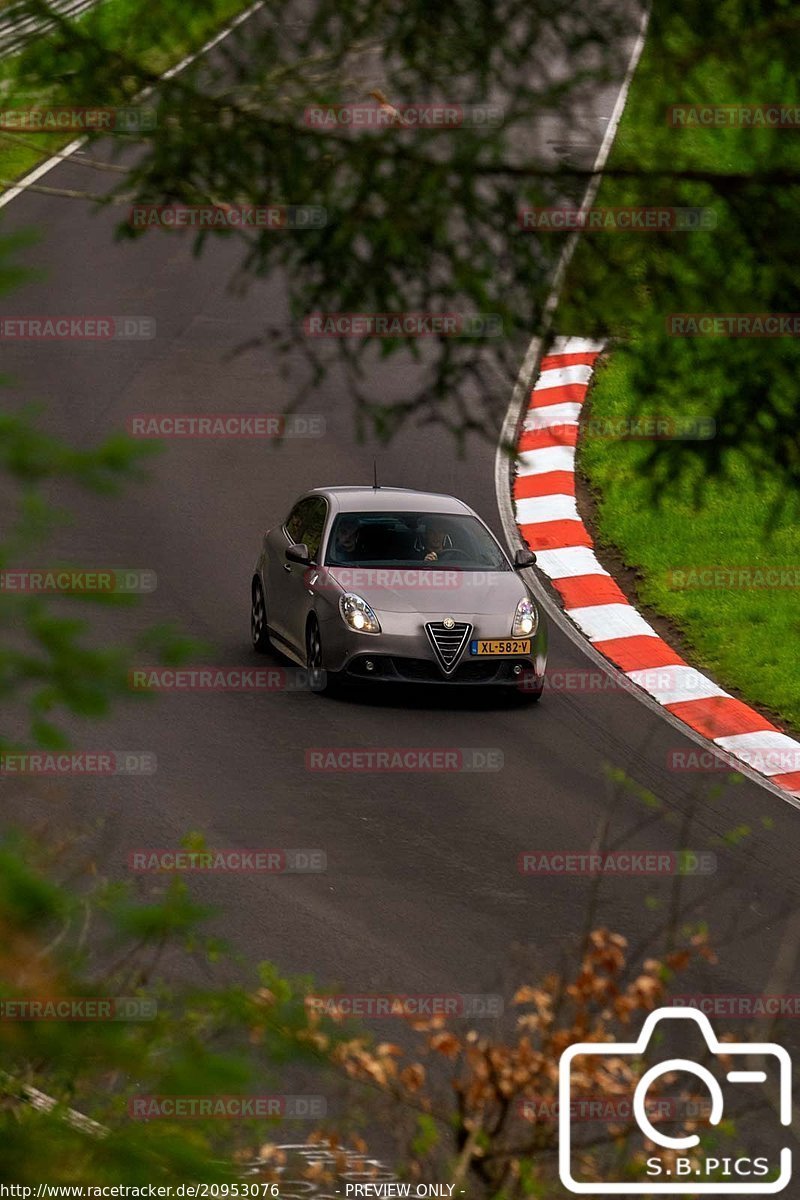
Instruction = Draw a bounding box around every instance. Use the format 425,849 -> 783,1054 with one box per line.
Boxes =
513,335 -> 800,799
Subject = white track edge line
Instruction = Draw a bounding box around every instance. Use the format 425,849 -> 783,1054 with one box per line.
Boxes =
0,0 -> 265,211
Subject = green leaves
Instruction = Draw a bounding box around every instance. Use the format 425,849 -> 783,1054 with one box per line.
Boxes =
2,0 -> 636,443
0,365 -> 199,749
0,836 -> 345,1183
0,408 -> 153,489
3,0 -> 799,475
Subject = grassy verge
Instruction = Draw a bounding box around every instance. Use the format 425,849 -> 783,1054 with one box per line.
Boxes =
580,355 -> 800,728
555,0 -> 800,731
0,0 -> 252,187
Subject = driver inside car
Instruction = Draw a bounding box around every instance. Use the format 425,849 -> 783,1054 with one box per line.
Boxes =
331,516 -> 361,563
422,523 -> 453,562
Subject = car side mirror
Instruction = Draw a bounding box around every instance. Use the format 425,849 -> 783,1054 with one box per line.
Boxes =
514,548 -> 537,569
286,543 -> 311,566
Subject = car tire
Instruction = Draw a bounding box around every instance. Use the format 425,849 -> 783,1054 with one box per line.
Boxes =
306,616 -> 340,695
251,577 -> 270,653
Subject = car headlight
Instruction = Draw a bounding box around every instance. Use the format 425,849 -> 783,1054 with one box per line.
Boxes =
339,592 -> 381,634
512,597 -> 538,638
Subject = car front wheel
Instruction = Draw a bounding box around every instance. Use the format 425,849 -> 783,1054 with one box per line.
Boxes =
251,578 -> 270,653
306,617 -> 339,695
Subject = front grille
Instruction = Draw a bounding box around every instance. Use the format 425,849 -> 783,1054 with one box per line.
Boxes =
425,621 -> 472,675
390,658 -> 513,683
346,656 -> 531,685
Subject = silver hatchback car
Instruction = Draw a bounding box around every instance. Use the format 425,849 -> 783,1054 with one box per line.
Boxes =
250,486 -> 547,698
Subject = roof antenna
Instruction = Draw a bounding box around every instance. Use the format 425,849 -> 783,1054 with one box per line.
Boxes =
373,458 -> 379,490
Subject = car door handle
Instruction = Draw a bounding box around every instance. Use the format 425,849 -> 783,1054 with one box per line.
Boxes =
283,563 -> 292,572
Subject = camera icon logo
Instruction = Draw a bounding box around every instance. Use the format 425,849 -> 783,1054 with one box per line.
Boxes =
558,1006 -> 792,1193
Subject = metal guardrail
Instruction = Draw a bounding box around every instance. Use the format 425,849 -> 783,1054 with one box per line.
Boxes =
0,0 -> 100,57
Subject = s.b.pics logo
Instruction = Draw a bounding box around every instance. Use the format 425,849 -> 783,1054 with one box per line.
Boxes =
558,1007 -> 792,1193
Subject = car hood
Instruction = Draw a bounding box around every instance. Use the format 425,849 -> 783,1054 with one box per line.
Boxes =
316,567 -> 529,616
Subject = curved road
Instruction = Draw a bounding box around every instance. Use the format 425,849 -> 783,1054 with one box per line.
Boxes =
2,8 -> 800,1089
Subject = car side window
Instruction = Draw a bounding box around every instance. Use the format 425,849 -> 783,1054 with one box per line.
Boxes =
285,499 -> 311,544
298,497 -> 327,562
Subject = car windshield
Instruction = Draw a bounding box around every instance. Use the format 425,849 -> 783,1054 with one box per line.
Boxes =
325,511 -> 510,570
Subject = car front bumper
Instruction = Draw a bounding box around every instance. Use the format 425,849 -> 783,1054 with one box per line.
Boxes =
317,610 -> 548,687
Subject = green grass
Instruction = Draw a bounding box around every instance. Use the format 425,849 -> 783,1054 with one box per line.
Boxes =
0,0 -> 251,188
580,354 -> 800,728
556,0 -> 800,732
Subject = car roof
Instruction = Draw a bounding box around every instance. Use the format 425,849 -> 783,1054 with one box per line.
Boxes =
309,486 -> 472,515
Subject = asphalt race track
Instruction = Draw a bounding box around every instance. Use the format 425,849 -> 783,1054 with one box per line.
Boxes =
2,7 -> 800,1106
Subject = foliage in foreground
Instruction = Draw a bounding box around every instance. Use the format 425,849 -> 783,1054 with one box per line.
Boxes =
7,0 -> 798,486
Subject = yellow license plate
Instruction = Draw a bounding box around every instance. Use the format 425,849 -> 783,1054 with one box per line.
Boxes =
470,638 -> 531,656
